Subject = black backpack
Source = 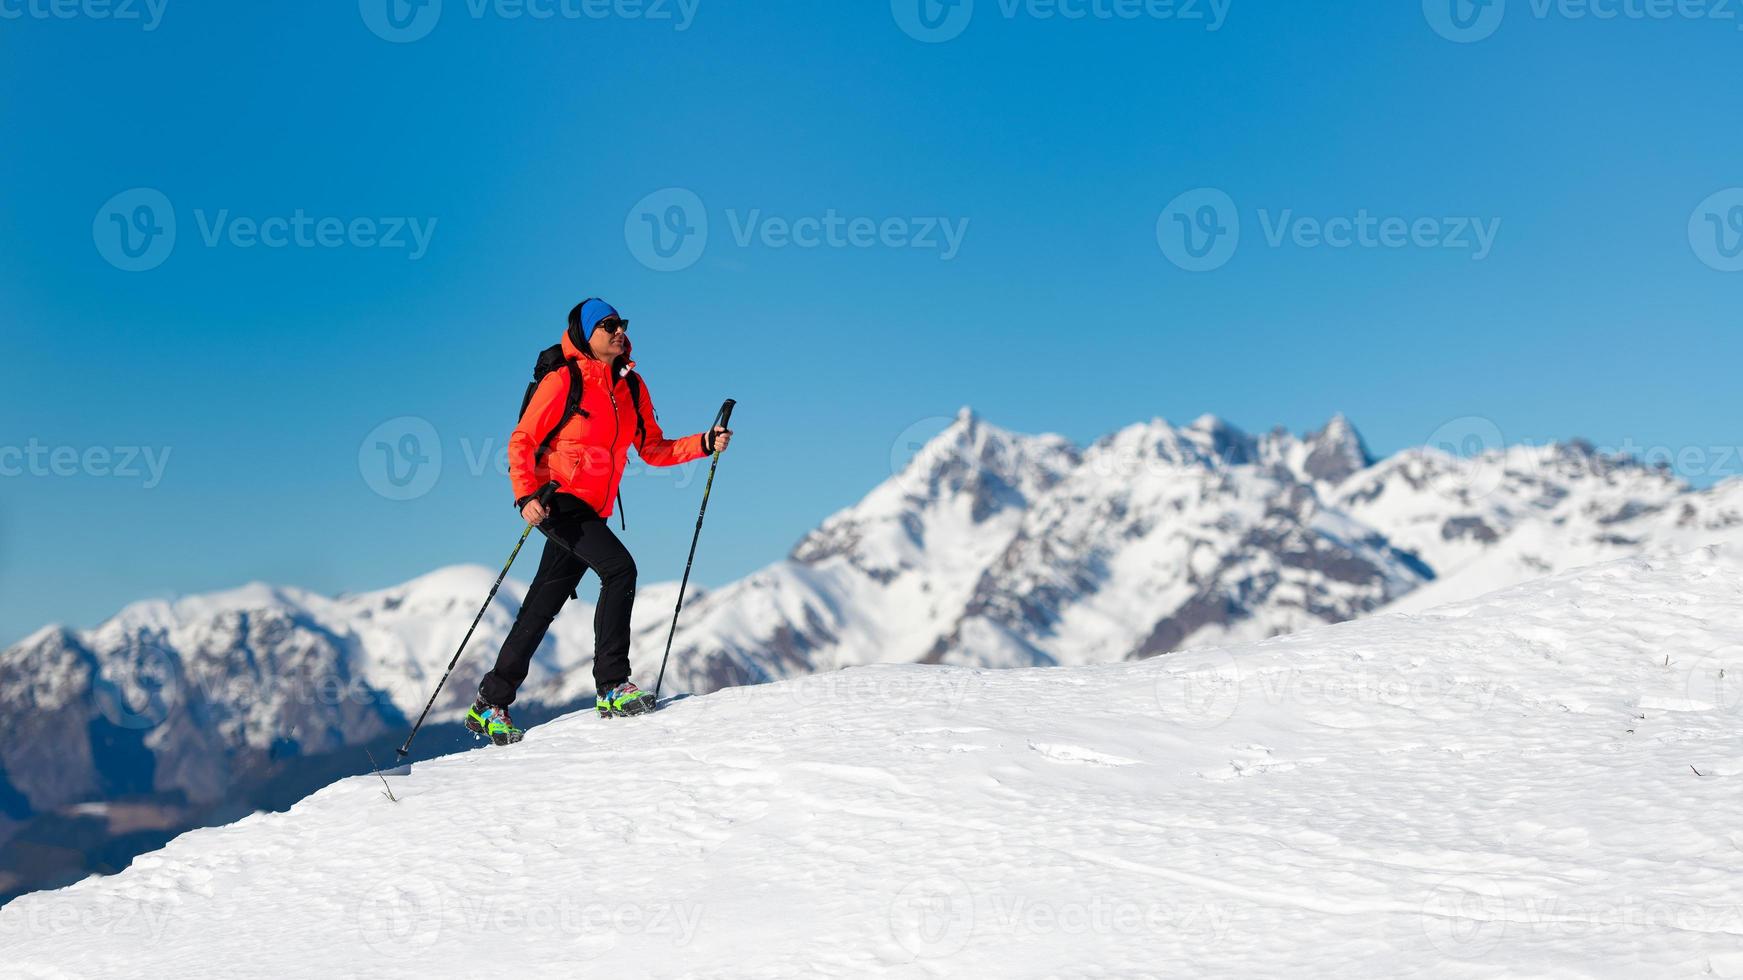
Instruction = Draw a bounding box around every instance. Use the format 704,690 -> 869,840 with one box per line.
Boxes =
518,344 -> 646,462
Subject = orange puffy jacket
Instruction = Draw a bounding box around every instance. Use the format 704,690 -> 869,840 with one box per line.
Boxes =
509,331 -> 708,518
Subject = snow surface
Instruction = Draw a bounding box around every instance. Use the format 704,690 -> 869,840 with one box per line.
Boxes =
4,547 -> 1742,978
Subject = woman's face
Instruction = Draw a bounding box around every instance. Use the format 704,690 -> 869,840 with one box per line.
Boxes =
588,316 -> 628,360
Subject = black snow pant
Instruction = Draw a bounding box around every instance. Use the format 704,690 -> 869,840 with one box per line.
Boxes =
479,493 -> 637,707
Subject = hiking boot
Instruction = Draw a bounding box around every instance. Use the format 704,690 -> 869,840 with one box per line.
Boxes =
465,697 -> 524,746
596,682 -> 655,718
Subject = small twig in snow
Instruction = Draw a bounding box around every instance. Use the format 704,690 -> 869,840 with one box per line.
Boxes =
365,746 -> 399,804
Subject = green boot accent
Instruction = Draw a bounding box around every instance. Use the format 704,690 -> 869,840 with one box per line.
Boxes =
465,698 -> 524,745
596,682 -> 655,718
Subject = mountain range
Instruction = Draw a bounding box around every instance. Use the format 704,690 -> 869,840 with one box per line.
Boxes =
2,409 -> 1739,900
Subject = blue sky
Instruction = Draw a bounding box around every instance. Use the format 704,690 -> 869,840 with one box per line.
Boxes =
2,0 -> 1741,645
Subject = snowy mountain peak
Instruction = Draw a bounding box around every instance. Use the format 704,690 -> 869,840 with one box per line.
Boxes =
344,564 -> 507,609
1300,413 -> 1373,485
1091,415 -> 1254,471
91,582 -> 322,646
792,411 -> 1079,565
11,622 -> 74,653
1183,413 -> 1256,465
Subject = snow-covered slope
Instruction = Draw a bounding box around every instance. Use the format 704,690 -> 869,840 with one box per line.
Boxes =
5,548 -> 1740,978
0,572 -> 711,902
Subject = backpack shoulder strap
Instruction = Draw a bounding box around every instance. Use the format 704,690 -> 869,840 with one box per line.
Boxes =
534,360 -> 588,460
624,369 -> 647,447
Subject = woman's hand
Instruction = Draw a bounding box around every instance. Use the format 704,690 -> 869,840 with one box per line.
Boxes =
520,498 -> 549,525
708,426 -> 733,454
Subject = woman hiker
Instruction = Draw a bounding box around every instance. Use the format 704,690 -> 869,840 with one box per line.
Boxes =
466,298 -> 732,744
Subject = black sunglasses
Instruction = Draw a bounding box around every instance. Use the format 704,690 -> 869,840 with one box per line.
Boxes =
594,317 -> 629,335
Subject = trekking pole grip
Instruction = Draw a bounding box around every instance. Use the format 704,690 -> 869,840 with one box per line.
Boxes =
716,399 -> 736,433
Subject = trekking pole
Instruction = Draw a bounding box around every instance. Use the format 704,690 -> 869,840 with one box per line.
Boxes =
395,480 -> 558,760
653,399 -> 735,705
